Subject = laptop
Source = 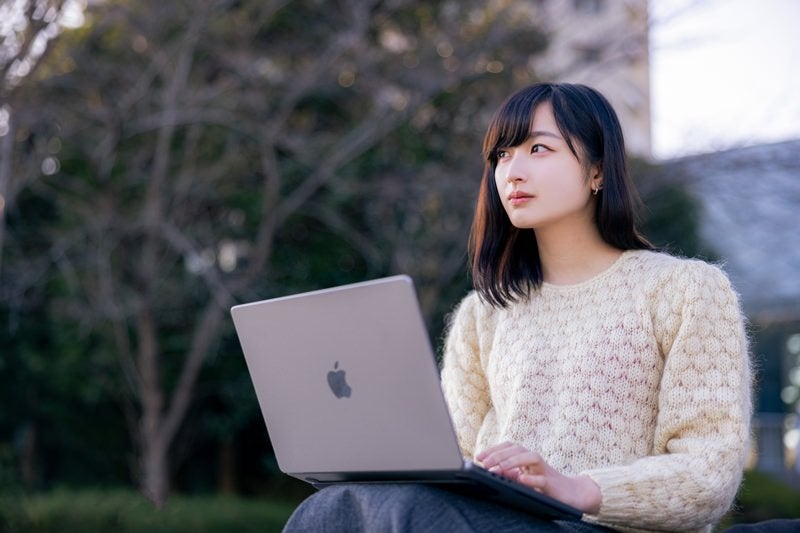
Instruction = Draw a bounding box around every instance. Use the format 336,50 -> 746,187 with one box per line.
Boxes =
230,275 -> 582,521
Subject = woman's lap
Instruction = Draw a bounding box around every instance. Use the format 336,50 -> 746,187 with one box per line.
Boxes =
283,483 -> 609,533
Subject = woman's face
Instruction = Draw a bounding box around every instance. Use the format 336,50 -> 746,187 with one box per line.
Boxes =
493,101 -> 599,231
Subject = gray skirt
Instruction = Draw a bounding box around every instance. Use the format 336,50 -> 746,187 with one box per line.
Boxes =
282,483 -> 614,533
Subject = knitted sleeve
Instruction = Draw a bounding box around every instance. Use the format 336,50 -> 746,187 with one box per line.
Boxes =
440,292 -> 492,459
582,261 -> 752,531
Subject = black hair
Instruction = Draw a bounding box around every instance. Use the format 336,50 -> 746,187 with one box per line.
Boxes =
469,82 -> 652,307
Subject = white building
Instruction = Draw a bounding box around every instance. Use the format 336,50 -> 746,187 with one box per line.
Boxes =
530,0 -> 652,157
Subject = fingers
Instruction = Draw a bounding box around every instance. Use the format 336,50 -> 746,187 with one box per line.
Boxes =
476,442 -> 602,513
477,441 -> 535,464
475,441 -> 515,462
519,473 -> 548,492
476,441 -> 544,480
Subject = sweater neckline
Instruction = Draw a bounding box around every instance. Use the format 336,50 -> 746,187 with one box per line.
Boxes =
539,249 -> 643,292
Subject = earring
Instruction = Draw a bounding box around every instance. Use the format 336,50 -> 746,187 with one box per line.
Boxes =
592,188 -> 599,196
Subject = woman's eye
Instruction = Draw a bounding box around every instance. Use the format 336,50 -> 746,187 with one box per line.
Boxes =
531,144 -> 546,153
496,149 -> 509,159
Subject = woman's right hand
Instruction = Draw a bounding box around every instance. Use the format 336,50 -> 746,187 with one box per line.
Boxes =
476,441 -> 601,514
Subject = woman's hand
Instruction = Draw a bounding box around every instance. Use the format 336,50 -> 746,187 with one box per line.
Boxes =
476,442 -> 602,514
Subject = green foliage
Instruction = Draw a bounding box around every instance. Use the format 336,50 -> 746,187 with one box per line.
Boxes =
0,445 -> 18,492
0,489 -> 298,533
644,185 -> 710,258
269,213 -> 370,297
1,473 -> 798,533
716,470 -> 800,529
631,157 -> 717,260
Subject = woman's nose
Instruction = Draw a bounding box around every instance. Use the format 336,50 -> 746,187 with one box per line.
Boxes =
505,155 -> 526,183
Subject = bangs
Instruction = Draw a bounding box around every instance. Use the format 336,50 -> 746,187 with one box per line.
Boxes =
482,93 -> 544,162
483,86 -> 553,164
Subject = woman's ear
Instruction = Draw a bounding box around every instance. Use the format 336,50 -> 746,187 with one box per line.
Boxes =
590,165 -> 603,191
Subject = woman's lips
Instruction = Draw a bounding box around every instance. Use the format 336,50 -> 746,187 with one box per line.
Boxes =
508,191 -> 534,206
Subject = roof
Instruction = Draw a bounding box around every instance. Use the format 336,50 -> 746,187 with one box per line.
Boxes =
666,140 -> 800,323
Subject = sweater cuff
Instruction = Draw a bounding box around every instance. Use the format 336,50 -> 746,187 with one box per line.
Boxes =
580,468 -> 646,525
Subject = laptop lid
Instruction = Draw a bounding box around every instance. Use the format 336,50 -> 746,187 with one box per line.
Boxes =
231,275 -> 465,478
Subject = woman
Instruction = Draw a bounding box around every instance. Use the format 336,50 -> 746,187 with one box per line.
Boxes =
284,83 -> 752,532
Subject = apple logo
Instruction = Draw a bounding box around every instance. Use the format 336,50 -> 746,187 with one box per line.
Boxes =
327,361 -> 352,398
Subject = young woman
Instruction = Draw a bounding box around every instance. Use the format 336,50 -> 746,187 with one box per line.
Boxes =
283,83 -> 752,532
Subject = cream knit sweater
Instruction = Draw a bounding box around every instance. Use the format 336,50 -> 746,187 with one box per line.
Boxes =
440,250 -> 752,532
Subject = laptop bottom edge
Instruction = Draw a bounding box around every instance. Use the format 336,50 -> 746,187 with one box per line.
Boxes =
296,469 -> 583,521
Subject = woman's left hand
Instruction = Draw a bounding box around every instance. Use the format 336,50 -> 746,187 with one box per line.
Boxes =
476,441 -> 602,514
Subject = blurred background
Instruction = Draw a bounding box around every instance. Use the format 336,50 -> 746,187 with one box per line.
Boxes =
1,0 -> 798,530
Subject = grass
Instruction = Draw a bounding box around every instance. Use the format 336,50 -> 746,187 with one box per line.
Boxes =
0,488 -> 300,533
1,470 -> 798,532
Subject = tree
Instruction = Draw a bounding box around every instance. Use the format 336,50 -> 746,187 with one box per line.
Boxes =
8,0 -> 554,506
1,0 -> 82,274
0,0 -> 90,491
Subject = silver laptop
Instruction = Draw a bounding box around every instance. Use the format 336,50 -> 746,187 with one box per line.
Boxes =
231,275 -> 582,520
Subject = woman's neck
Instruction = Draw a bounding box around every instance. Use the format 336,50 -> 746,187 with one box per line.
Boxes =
536,224 -> 622,286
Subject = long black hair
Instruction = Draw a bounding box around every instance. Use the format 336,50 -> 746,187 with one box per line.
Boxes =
469,83 -> 652,307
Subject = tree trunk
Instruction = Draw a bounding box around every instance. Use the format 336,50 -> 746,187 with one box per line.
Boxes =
217,437 -> 236,495
137,310 -> 169,507
19,420 -> 37,490
0,105 -> 13,276
140,435 -> 169,508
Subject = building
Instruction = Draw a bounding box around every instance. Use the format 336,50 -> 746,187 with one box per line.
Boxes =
529,0 -> 652,157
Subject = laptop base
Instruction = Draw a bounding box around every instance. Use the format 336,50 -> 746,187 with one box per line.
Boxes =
301,462 -> 582,521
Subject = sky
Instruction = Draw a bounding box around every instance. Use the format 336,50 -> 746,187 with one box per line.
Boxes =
650,0 -> 800,159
